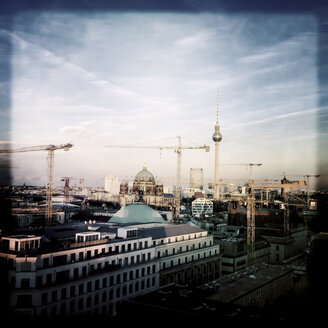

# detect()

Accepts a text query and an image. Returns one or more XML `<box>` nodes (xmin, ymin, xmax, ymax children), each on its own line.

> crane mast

<box><xmin>0</xmin><ymin>143</ymin><xmax>73</xmax><ymax>225</ymax></box>
<box><xmin>245</xmin><ymin>163</ymin><xmax>262</xmax><ymax>265</ymax></box>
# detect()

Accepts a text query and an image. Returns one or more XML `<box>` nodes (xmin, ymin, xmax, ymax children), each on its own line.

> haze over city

<box><xmin>2</xmin><ymin>10</ymin><xmax>321</xmax><ymax>187</ymax></box>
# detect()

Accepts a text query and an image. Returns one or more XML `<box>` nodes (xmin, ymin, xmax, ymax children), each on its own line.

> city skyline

<box><xmin>1</xmin><ymin>10</ymin><xmax>323</xmax><ymax>187</ymax></box>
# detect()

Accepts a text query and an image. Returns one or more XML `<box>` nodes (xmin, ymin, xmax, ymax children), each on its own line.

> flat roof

<box><xmin>202</xmin><ymin>264</ymin><xmax>293</xmax><ymax>303</ymax></box>
<box><xmin>4</xmin><ymin>235</ymin><xmax>40</xmax><ymax>240</ymax></box>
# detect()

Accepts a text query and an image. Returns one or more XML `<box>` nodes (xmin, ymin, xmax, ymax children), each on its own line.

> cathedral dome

<box><xmin>134</xmin><ymin>166</ymin><xmax>155</xmax><ymax>183</ymax></box>
<box><xmin>108</xmin><ymin>202</ymin><xmax>166</xmax><ymax>224</ymax></box>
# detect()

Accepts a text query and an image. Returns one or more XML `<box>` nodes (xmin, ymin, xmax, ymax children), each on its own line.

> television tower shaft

<box><xmin>212</xmin><ymin>93</ymin><xmax>222</xmax><ymax>199</ymax></box>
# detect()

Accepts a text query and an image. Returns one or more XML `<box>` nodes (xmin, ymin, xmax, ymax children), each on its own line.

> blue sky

<box><xmin>4</xmin><ymin>10</ymin><xmax>322</xmax><ymax>187</ymax></box>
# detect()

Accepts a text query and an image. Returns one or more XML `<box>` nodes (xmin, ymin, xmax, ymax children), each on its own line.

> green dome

<box><xmin>134</xmin><ymin>166</ymin><xmax>155</xmax><ymax>183</ymax></box>
<box><xmin>109</xmin><ymin>202</ymin><xmax>165</xmax><ymax>224</ymax></box>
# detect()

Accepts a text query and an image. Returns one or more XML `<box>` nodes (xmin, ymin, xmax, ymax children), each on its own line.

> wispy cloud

<box><xmin>225</xmin><ymin>107</ymin><xmax>320</xmax><ymax>130</ymax></box>
<box><xmin>239</xmin><ymin>51</ymin><xmax>278</xmax><ymax>63</ymax></box>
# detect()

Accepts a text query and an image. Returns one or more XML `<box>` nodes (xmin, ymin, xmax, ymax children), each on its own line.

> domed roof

<box><xmin>134</xmin><ymin>166</ymin><xmax>155</xmax><ymax>183</ymax></box>
<box><xmin>109</xmin><ymin>202</ymin><xmax>166</xmax><ymax>224</ymax></box>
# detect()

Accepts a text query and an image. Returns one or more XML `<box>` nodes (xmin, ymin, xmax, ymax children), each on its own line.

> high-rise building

<box><xmin>104</xmin><ymin>175</ymin><xmax>120</xmax><ymax>195</ymax></box>
<box><xmin>189</xmin><ymin>168</ymin><xmax>204</xmax><ymax>190</ymax></box>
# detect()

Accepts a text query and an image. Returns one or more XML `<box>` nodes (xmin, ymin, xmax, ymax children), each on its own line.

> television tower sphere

<box><xmin>212</xmin><ymin>125</ymin><xmax>222</xmax><ymax>142</ymax></box>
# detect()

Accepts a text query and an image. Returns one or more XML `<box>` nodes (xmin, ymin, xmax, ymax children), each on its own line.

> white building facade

<box><xmin>0</xmin><ymin>221</ymin><xmax>221</xmax><ymax>319</ymax></box>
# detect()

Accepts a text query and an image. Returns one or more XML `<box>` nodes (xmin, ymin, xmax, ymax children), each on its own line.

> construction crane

<box><xmin>280</xmin><ymin>174</ymin><xmax>320</xmax><ymax>206</ymax></box>
<box><xmin>105</xmin><ymin>136</ymin><xmax>210</xmax><ymax>220</ymax></box>
<box><xmin>61</xmin><ymin>177</ymin><xmax>86</xmax><ymax>203</ymax></box>
<box><xmin>221</xmin><ymin>163</ymin><xmax>262</xmax><ymax>264</ymax></box>
<box><xmin>0</xmin><ymin>143</ymin><xmax>73</xmax><ymax>225</ymax></box>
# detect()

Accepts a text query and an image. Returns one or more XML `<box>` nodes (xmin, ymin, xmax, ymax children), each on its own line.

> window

<box><xmin>60</xmin><ymin>303</ymin><xmax>66</xmax><ymax>315</ymax></box>
<box><xmin>74</xmin><ymin>268</ymin><xmax>79</xmax><ymax>279</ymax></box>
<box><xmin>78</xmin><ymin>298</ymin><xmax>84</xmax><ymax>310</ymax></box>
<box><xmin>79</xmin><ymin>284</ymin><xmax>84</xmax><ymax>295</ymax></box>
<box><xmin>17</xmin><ymin>294</ymin><xmax>32</xmax><ymax>307</ymax></box>
<box><xmin>61</xmin><ymin>288</ymin><xmax>67</xmax><ymax>299</ymax></box>
<box><xmin>102</xmin><ymin>277</ymin><xmax>107</xmax><ymax>288</ymax></box>
<box><xmin>43</xmin><ymin>258</ymin><xmax>49</xmax><ymax>268</ymax></box>
<box><xmin>87</xmin><ymin>296</ymin><xmax>91</xmax><ymax>307</ymax></box>
<box><xmin>94</xmin><ymin>294</ymin><xmax>99</xmax><ymax>305</ymax></box>
<box><xmin>36</xmin><ymin>276</ymin><xmax>42</xmax><ymax>287</ymax></box>
<box><xmin>41</xmin><ymin>292</ymin><xmax>48</xmax><ymax>306</ymax></box>
<box><xmin>70</xmin><ymin>300</ymin><xmax>75</xmax><ymax>313</ymax></box>
<box><xmin>70</xmin><ymin>286</ymin><xmax>76</xmax><ymax>297</ymax></box>
<box><xmin>51</xmin><ymin>290</ymin><xmax>57</xmax><ymax>302</ymax></box>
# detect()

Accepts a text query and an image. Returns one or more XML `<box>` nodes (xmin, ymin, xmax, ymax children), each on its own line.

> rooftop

<box><xmin>201</xmin><ymin>264</ymin><xmax>293</xmax><ymax>303</ymax></box>
<box><xmin>109</xmin><ymin>202</ymin><xmax>166</xmax><ymax>225</ymax></box>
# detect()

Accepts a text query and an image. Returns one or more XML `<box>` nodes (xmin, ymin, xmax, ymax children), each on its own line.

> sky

<box><xmin>1</xmin><ymin>8</ymin><xmax>324</xmax><ymax>188</ymax></box>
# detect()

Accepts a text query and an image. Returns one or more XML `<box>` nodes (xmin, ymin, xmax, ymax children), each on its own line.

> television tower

<box><xmin>212</xmin><ymin>92</ymin><xmax>222</xmax><ymax>199</ymax></box>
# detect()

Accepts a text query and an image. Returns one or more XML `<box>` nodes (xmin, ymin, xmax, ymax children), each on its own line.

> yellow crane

<box><xmin>221</xmin><ymin>163</ymin><xmax>262</xmax><ymax>264</ymax></box>
<box><xmin>105</xmin><ymin>136</ymin><xmax>210</xmax><ymax>220</ymax></box>
<box><xmin>0</xmin><ymin>143</ymin><xmax>73</xmax><ymax>224</ymax></box>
